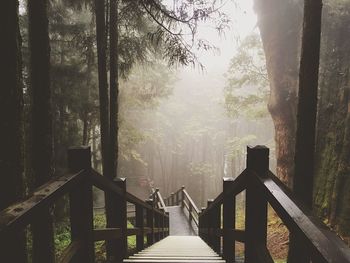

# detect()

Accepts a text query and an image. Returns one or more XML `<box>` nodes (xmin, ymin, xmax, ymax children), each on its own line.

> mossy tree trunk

<box><xmin>289</xmin><ymin>0</ymin><xmax>323</xmax><ymax>262</ymax></box>
<box><xmin>313</xmin><ymin>2</ymin><xmax>350</xmax><ymax>240</ymax></box>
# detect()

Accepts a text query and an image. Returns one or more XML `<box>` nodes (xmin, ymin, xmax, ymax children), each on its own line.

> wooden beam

<box><xmin>0</xmin><ymin>171</ymin><xmax>85</xmax><ymax>233</ymax></box>
<box><xmin>58</xmin><ymin>240</ymin><xmax>82</xmax><ymax>263</ymax></box>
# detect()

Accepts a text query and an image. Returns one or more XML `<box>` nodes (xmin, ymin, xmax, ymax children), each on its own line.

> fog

<box><xmin>120</xmin><ymin>0</ymin><xmax>276</xmax><ymax>207</ymax></box>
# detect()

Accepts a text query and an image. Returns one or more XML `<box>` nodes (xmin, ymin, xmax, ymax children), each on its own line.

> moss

<box><xmin>338</xmin><ymin>176</ymin><xmax>350</xmax><ymax>235</ymax></box>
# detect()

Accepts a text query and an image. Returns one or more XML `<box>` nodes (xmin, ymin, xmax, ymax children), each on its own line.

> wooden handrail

<box><xmin>0</xmin><ymin>146</ymin><xmax>169</xmax><ymax>263</ymax></box>
<box><xmin>151</xmin><ymin>188</ymin><xmax>167</xmax><ymax>212</ymax></box>
<box><xmin>92</xmin><ymin>169</ymin><xmax>167</xmax><ymax>216</ymax></box>
<box><xmin>0</xmin><ymin>170</ymin><xmax>85</xmax><ymax>233</ymax></box>
<box><xmin>198</xmin><ymin>146</ymin><xmax>350</xmax><ymax>263</ymax></box>
<box><xmin>165</xmin><ymin>186</ymin><xmax>200</xmax><ymax>227</ymax></box>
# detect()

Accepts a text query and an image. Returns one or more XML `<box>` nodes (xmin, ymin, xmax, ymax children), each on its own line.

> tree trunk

<box><xmin>293</xmin><ymin>0</ymin><xmax>323</xmax><ymax>212</ymax></box>
<box><xmin>0</xmin><ymin>1</ymin><xmax>27</xmax><ymax>262</ymax></box>
<box><xmin>289</xmin><ymin>0</ymin><xmax>323</xmax><ymax>262</ymax></box>
<box><xmin>103</xmin><ymin>0</ymin><xmax>121</xmax><ymax>260</ymax></box>
<box><xmin>94</xmin><ymin>0</ymin><xmax>110</xmax><ymax>170</ymax></box>
<box><xmin>28</xmin><ymin>0</ymin><xmax>54</xmax><ymax>262</ymax></box>
<box><xmin>253</xmin><ymin>0</ymin><xmax>302</xmax><ymax>187</ymax></box>
<box><xmin>109</xmin><ymin>0</ymin><xmax>118</xmax><ymax>180</ymax></box>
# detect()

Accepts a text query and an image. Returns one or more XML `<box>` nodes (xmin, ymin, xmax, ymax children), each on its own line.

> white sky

<box><xmin>163</xmin><ymin>0</ymin><xmax>259</xmax><ymax>99</ymax></box>
<box><xmin>194</xmin><ymin>0</ymin><xmax>258</xmax><ymax>72</ymax></box>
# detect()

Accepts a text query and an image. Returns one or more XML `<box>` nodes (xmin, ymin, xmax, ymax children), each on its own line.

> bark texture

<box><xmin>293</xmin><ymin>0</ymin><xmax>323</xmax><ymax>210</ymax></box>
<box><xmin>289</xmin><ymin>0</ymin><xmax>323</xmax><ymax>262</ymax></box>
<box><xmin>253</xmin><ymin>0</ymin><xmax>303</xmax><ymax>187</ymax></box>
<box><xmin>28</xmin><ymin>0</ymin><xmax>54</xmax><ymax>261</ymax></box>
<box><xmin>313</xmin><ymin>2</ymin><xmax>350</xmax><ymax>240</ymax></box>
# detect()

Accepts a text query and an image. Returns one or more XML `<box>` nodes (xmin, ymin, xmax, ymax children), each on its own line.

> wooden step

<box><xmin>123</xmin><ymin>236</ymin><xmax>226</xmax><ymax>263</ymax></box>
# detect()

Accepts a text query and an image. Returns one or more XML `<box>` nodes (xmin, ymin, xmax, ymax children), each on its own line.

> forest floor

<box><xmin>235</xmin><ymin>205</ymin><xmax>289</xmax><ymax>263</ymax></box>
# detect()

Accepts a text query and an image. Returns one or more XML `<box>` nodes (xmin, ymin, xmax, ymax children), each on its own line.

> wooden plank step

<box><xmin>123</xmin><ymin>236</ymin><xmax>226</xmax><ymax>263</ymax></box>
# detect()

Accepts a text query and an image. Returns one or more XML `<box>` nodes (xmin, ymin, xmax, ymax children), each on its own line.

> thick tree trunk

<box><xmin>254</xmin><ymin>0</ymin><xmax>302</xmax><ymax>187</ymax></box>
<box><xmin>294</xmin><ymin>0</ymin><xmax>323</xmax><ymax>210</ymax></box>
<box><xmin>289</xmin><ymin>0</ymin><xmax>323</xmax><ymax>262</ymax></box>
<box><xmin>28</xmin><ymin>0</ymin><xmax>54</xmax><ymax>262</ymax></box>
<box><xmin>0</xmin><ymin>1</ymin><xmax>27</xmax><ymax>262</ymax></box>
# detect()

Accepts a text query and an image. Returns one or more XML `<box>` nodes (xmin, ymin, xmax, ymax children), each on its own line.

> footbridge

<box><xmin>1</xmin><ymin>146</ymin><xmax>350</xmax><ymax>263</ymax></box>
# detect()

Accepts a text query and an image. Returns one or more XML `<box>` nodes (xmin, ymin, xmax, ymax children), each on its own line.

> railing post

<box><xmin>223</xmin><ymin>177</ymin><xmax>235</xmax><ymax>263</ymax></box>
<box><xmin>189</xmin><ymin>202</ymin><xmax>193</xmax><ymax>222</ymax></box>
<box><xmin>207</xmin><ymin>200</ymin><xmax>214</xmax><ymax>249</ymax></box>
<box><xmin>146</xmin><ymin>200</ymin><xmax>154</xmax><ymax>246</ymax></box>
<box><xmin>155</xmin><ymin>188</ymin><xmax>160</xmax><ymax>208</ymax></box>
<box><xmin>245</xmin><ymin>146</ymin><xmax>269</xmax><ymax>263</ymax></box>
<box><xmin>68</xmin><ymin>146</ymin><xmax>94</xmax><ymax>263</ymax></box>
<box><xmin>155</xmin><ymin>211</ymin><xmax>160</xmax><ymax>242</ymax></box>
<box><xmin>171</xmin><ymin>192</ymin><xmax>175</xmax><ymax>206</ymax></box>
<box><xmin>114</xmin><ymin>178</ymin><xmax>127</xmax><ymax>263</ymax></box>
<box><xmin>161</xmin><ymin>210</ymin><xmax>165</xmax><ymax>239</ymax></box>
<box><xmin>165</xmin><ymin>211</ymin><xmax>170</xmax><ymax>236</ymax></box>
<box><xmin>181</xmin><ymin>186</ymin><xmax>185</xmax><ymax>208</ymax></box>
<box><xmin>136</xmin><ymin>205</ymin><xmax>144</xmax><ymax>251</ymax></box>
<box><xmin>201</xmin><ymin>207</ymin><xmax>208</xmax><ymax>244</ymax></box>
<box><xmin>212</xmin><ymin>203</ymin><xmax>221</xmax><ymax>254</ymax></box>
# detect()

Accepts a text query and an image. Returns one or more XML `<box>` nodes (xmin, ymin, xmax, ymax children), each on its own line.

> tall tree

<box><xmin>294</xmin><ymin>0</ymin><xmax>323</xmax><ymax>210</ymax></box>
<box><xmin>289</xmin><ymin>0</ymin><xmax>323</xmax><ymax>262</ymax></box>
<box><xmin>28</xmin><ymin>0</ymin><xmax>54</xmax><ymax>262</ymax></box>
<box><xmin>110</xmin><ymin>0</ymin><xmax>118</xmax><ymax>179</ymax></box>
<box><xmin>253</xmin><ymin>0</ymin><xmax>302</xmax><ymax>187</ymax></box>
<box><xmin>94</xmin><ymin>0</ymin><xmax>110</xmax><ymax>177</ymax></box>
<box><xmin>0</xmin><ymin>1</ymin><xmax>27</xmax><ymax>262</ymax></box>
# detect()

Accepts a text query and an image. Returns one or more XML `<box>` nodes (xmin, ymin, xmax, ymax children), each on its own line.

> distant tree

<box><xmin>224</xmin><ymin>33</ymin><xmax>269</xmax><ymax>119</ymax></box>
<box><xmin>0</xmin><ymin>1</ymin><xmax>27</xmax><ymax>262</ymax></box>
<box><xmin>27</xmin><ymin>0</ymin><xmax>54</xmax><ymax>261</ymax></box>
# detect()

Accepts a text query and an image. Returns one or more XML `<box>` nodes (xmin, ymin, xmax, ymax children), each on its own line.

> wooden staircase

<box><xmin>123</xmin><ymin>236</ymin><xmax>225</xmax><ymax>263</ymax></box>
<box><xmin>2</xmin><ymin>146</ymin><xmax>350</xmax><ymax>263</ymax></box>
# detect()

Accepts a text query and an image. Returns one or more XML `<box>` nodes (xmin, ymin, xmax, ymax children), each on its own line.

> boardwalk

<box><xmin>124</xmin><ymin>236</ymin><xmax>225</xmax><ymax>263</ymax></box>
<box><xmin>167</xmin><ymin>206</ymin><xmax>197</xmax><ymax>236</ymax></box>
<box><xmin>123</xmin><ymin>205</ymin><xmax>224</xmax><ymax>263</ymax></box>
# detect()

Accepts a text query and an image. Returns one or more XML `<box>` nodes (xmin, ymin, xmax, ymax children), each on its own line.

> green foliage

<box><xmin>189</xmin><ymin>162</ymin><xmax>214</xmax><ymax>178</ymax></box>
<box><xmin>224</xmin><ymin>33</ymin><xmax>269</xmax><ymax>119</ymax></box>
<box><xmin>54</xmin><ymin>220</ymin><xmax>72</xmax><ymax>260</ymax></box>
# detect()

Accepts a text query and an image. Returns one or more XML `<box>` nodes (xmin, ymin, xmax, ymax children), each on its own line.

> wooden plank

<box><xmin>68</xmin><ymin>147</ymin><xmax>94</xmax><ymax>263</ymax></box>
<box><xmin>223</xmin><ymin>177</ymin><xmax>236</xmax><ymax>262</ymax></box>
<box><xmin>146</xmin><ymin>200</ymin><xmax>154</xmax><ymax>246</ymax></box>
<box><xmin>183</xmin><ymin>189</ymin><xmax>200</xmax><ymax>214</ymax></box>
<box><xmin>58</xmin><ymin>240</ymin><xmax>82</xmax><ymax>263</ymax></box>
<box><xmin>91</xmin><ymin>169</ymin><xmax>124</xmax><ymax>196</ymax></box>
<box><xmin>94</xmin><ymin>228</ymin><xmax>121</xmax><ymax>241</ymax></box>
<box><xmin>255</xmin><ymin>172</ymin><xmax>350</xmax><ymax>263</ymax></box>
<box><xmin>115</xmin><ymin>178</ymin><xmax>127</xmax><ymax>262</ymax></box>
<box><xmin>136</xmin><ymin>205</ymin><xmax>144</xmax><ymax>251</ymax></box>
<box><xmin>245</xmin><ymin>146</ymin><xmax>269</xmax><ymax>263</ymax></box>
<box><xmin>0</xmin><ymin>171</ymin><xmax>85</xmax><ymax>233</ymax></box>
<box><xmin>124</xmin><ymin>236</ymin><xmax>226</xmax><ymax>263</ymax></box>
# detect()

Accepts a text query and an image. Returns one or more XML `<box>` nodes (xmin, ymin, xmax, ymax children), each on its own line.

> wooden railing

<box><xmin>0</xmin><ymin>146</ymin><xmax>169</xmax><ymax>263</ymax></box>
<box><xmin>151</xmin><ymin>188</ymin><xmax>168</xmax><ymax>213</ymax></box>
<box><xmin>165</xmin><ymin>185</ymin><xmax>200</xmax><ymax>227</ymax></box>
<box><xmin>199</xmin><ymin>146</ymin><xmax>350</xmax><ymax>263</ymax></box>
